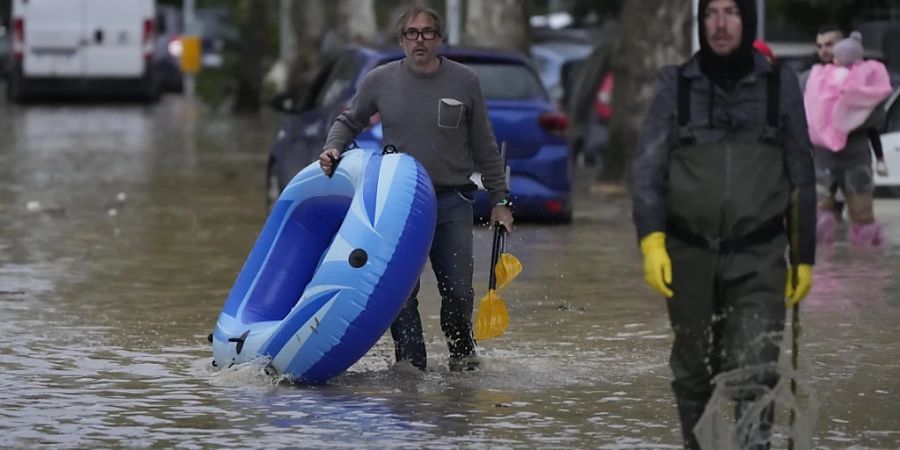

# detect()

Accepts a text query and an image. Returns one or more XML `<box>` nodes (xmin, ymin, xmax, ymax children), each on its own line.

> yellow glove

<box><xmin>785</xmin><ymin>264</ymin><xmax>813</xmax><ymax>307</ymax></box>
<box><xmin>640</xmin><ymin>232</ymin><xmax>673</xmax><ymax>298</ymax></box>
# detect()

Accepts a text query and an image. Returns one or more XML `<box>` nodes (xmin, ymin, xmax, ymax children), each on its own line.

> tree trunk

<box><xmin>287</xmin><ymin>0</ymin><xmax>326</xmax><ymax>98</ymax></box>
<box><xmin>598</xmin><ymin>0</ymin><xmax>692</xmax><ymax>185</ymax></box>
<box><xmin>335</xmin><ymin>0</ymin><xmax>378</xmax><ymax>45</ymax></box>
<box><xmin>233</xmin><ymin>0</ymin><xmax>270</xmax><ymax>113</ymax></box>
<box><xmin>463</xmin><ymin>0</ymin><xmax>529</xmax><ymax>54</ymax></box>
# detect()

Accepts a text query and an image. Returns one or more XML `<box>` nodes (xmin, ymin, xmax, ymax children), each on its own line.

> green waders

<box><xmin>664</xmin><ymin>140</ymin><xmax>790</xmax><ymax>450</ymax></box>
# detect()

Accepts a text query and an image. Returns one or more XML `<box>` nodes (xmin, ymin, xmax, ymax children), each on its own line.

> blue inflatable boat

<box><xmin>212</xmin><ymin>149</ymin><xmax>436</xmax><ymax>384</ymax></box>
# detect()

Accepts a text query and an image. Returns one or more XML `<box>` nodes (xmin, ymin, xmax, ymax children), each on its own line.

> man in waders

<box><xmin>631</xmin><ymin>0</ymin><xmax>816</xmax><ymax>448</ymax></box>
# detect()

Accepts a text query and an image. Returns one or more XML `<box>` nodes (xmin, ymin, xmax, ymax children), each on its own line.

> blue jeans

<box><xmin>390</xmin><ymin>191</ymin><xmax>476</xmax><ymax>370</ymax></box>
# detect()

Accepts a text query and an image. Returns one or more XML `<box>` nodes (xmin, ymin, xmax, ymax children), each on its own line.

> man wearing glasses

<box><xmin>319</xmin><ymin>6</ymin><xmax>513</xmax><ymax>372</ymax></box>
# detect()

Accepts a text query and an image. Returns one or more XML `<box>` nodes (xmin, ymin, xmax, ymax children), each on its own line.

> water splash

<box><xmin>207</xmin><ymin>356</ymin><xmax>285</xmax><ymax>389</ymax></box>
<box><xmin>695</xmin><ymin>364</ymin><xmax>821</xmax><ymax>450</ymax></box>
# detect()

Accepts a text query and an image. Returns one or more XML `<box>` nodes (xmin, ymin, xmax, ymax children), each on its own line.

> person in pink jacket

<box><xmin>804</xmin><ymin>31</ymin><xmax>892</xmax><ymax>246</ymax></box>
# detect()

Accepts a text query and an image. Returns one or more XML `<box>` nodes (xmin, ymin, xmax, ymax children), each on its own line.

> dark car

<box><xmin>529</xmin><ymin>30</ymin><xmax>614</xmax><ymax>170</ymax></box>
<box><xmin>268</xmin><ymin>45</ymin><xmax>573</xmax><ymax>223</ymax></box>
<box><xmin>530</xmin><ymin>41</ymin><xmax>592</xmax><ymax>107</ymax></box>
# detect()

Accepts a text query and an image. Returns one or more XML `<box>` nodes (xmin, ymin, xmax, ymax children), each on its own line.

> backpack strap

<box><xmin>676</xmin><ymin>65</ymin><xmax>697</xmax><ymax>145</ymax></box>
<box><xmin>760</xmin><ymin>62</ymin><xmax>781</xmax><ymax>144</ymax></box>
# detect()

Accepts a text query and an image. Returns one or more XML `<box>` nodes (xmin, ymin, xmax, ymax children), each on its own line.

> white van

<box><xmin>7</xmin><ymin>0</ymin><xmax>159</xmax><ymax>102</ymax></box>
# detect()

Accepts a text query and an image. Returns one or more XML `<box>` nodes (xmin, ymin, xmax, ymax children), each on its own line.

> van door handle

<box><xmin>94</xmin><ymin>29</ymin><xmax>104</xmax><ymax>44</ymax></box>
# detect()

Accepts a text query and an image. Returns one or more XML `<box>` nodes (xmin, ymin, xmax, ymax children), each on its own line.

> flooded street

<box><xmin>1</xmin><ymin>94</ymin><xmax>899</xmax><ymax>449</ymax></box>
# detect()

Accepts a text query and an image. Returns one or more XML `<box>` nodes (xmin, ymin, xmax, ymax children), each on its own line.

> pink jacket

<box><xmin>804</xmin><ymin>60</ymin><xmax>892</xmax><ymax>151</ymax></box>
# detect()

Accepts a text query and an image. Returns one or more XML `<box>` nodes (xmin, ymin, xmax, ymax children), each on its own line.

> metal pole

<box><xmin>279</xmin><ymin>0</ymin><xmax>294</xmax><ymax>63</ymax></box>
<box><xmin>447</xmin><ymin>0</ymin><xmax>461</xmax><ymax>46</ymax></box>
<box><xmin>279</xmin><ymin>0</ymin><xmax>297</xmax><ymax>93</ymax></box>
<box><xmin>788</xmin><ymin>304</ymin><xmax>800</xmax><ymax>450</ymax></box>
<box><xmin>757</xmin><ymin>0</ymin><xmax>765</xmax><ymax>40</ymax></box>
<box><xmin>183</xmin><ymin>0</ymin><xmax>196</xmax><ymax>101</ymax></box>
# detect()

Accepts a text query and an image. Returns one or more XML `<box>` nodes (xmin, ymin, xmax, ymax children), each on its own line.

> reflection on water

<box><xmin>1</xmin><ymin>96</ymin><xmax>899</xmax><ymax>448</ymax></box>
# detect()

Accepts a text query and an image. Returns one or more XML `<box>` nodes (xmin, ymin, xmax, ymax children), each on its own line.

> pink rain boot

<box><xmin>816</xmin><ymin>210</ymin><xmax>837</xmax><ymax>244</ymax></box>
<box><xmin>849</xmin><ymin>222</ymin><xmax>885</xmax><ymax>247</ymax></box>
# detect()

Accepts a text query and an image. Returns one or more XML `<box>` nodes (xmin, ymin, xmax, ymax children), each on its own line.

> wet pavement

<box><xmin>1</xmin><ymin>94</ymin><xmax>899</xmax><ymax>449</ymax></box>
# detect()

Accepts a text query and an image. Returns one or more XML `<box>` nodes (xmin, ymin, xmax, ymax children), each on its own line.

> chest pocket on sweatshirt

<box><xmin>438</xmin><ymin>98</ymin><xmax>464</xmax><ymax>128</ymax></box>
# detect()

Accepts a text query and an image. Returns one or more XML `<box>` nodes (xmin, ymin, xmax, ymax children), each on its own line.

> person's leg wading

<box><xmin>815</xmin><ymin>187</ymin><xmax>838</xmax><ymax>244</ymax></box>
<box><xmin>432</xmin><ymin>191</ymin><xmax>477</xmax><ymax>371</ymax></box>
<box><xmin>814</xmin><ymin>165</ymin><xmax>839</xmax><ymax>244</ymax></box>
<box><xmin>844</xmin><ymin>165</ymin><xmax>884</xmax><ymax>247</ymax></box>
<box><xmin>666</xmin><ymin>238</ymin><xmax>719</xmax><ymax>449</ymax></box>
<box><xmin>390</xmin><ymin>282</ymin><xmax>427</xmax><ymax>370</ymax></box>
<box><xmin>718</xmin><ymin>237</ymin><xmax>788</xmax><ymax>450</ymax></box>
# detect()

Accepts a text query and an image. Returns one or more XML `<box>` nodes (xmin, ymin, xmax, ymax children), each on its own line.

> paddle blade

<box><xmin>474</xmin><ymin>290</ymin><xmax>509</xmax><ymax>341</ymax></box>
<box><xmin>495</xmin><ymin>253</ymin><xmax>522</xmax><ymax>290</ymax></box>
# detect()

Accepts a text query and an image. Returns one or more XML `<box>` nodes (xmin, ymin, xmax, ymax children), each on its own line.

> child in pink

<box><xmin>804</xmin><ymin>31</ymin><xmax>892</xmax><ymax>153</ymax></box>
<box><xmin>805</xmin><ymin>31</ymin><xmax>891</xmax><ymax>246</ymax></box>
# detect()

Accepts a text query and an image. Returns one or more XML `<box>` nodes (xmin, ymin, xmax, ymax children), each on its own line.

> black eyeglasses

<box><xmin>402</xmin><ymin>28</ymin><xmax>440</xmax><ymax>41</ymax></box>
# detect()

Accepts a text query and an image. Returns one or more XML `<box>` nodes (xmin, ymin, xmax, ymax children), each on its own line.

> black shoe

<box><xmin>396</xmin><ymin>356</ymin><xmax>426</xmax><ymax>372</ymax></box>
<box><xmin>448</xmin><ymin>355</ymin><xmax>480</xmax><ymax>372</ymax></box>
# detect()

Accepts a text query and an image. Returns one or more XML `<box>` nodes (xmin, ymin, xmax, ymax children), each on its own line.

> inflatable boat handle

<box><xmin>228</xmin><ymin>330</ymin><xmax>251</xmax><ymax>354</ymax></box>
<box><xmin>327</xmin><ymin>154</ymin><xmax>342</xmax><ymax>178</ymax></box>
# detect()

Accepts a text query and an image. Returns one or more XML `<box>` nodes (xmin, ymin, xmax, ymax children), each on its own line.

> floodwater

<box><xmin>1</xmin><ymin>95</ymin><xmax>899</xmax><ymax>449</ymax></box>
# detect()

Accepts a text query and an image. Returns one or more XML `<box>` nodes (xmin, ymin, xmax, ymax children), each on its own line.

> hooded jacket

<box><xmin>630</xmin><ymin>1</ymin><xmax>817</xmax><ymax>264</ymax></box>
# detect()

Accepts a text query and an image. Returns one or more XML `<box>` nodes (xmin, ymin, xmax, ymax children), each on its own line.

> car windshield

<box><xmin>460</xmin><ymin>61</ymin><xmax>548</xmax><ymax>101</ymax></box>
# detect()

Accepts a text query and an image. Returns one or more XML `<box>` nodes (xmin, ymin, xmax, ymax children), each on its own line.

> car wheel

<box><xmin>7</xmin><ymin>66</ymin><xmax>26</xmax><ymax>102</ymax></box>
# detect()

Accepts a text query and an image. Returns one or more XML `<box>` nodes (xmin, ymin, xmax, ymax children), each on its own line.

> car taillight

<box><xmin>595</xmin><ymin>72</ymin><xmax>614</xmax><ymax>122</ymax></box>
<box><xmin>538</xmin><ymin>112</ymin><xmax>569</xmax><ymax>136</ymax></box>
<box><xmin>142</xmin><ymin>18</ymin><xmax>154</xmax><ymax>59</ymax></box>
<box><xmin>544</xmin><ymin>199</ymin><xmax>564</xmax><ymax>213</ymax></box>
<box><xmin>12</xmin><ymin>18</ymin><xmax>24</xmax><ymax>59</ymax></box>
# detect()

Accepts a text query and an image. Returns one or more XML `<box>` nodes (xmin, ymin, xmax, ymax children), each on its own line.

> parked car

<box><xmin>528</xmin><ymin>26</ymin><xmax>618</xmax><ymax>170</ymax></box>
<box><xmin>877</xmin><ymin>87</ymin><xmax>900</xmax><ymax>196</ymax></box>
<box><xmin>581</xmin><ymin>70</ymin><xmax>613</xmax><ymax>167</ymax></box>
<box><xmin>530</xmin><ymin>41</ymin><xmax>592</xmax><ymax>108</ymax></box>
<box><xmin>153</xmin><ymin>5</ymin><xmax>240</xmax><ymax>92</ymax></box>
<box><xmin>7</xmin><ymin>0</ymin><xmax>160</xmax><ymax>102</ymax></box>
<box><xmin>268</xmin><ymin>45</ymin><xmax>573</xmax><ymax>223</ymax></box>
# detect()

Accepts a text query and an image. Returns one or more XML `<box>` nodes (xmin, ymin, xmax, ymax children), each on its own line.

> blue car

<box><xmin>268</xmin><ymin>45</ymin><xmax>573</xmax><ymax>223</ymax></box>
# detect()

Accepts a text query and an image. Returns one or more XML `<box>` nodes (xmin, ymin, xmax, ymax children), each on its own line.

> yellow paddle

<box><xmin>474</xmin><ymin>225</ymin><xmax>521</xmax><ymax>341</ymax></box>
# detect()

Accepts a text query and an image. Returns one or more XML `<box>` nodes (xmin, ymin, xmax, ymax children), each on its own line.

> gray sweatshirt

<box><xmin>324</xmin><ymin>57</ymin><xmax>508</xmax><ymax>204</ymax></box>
